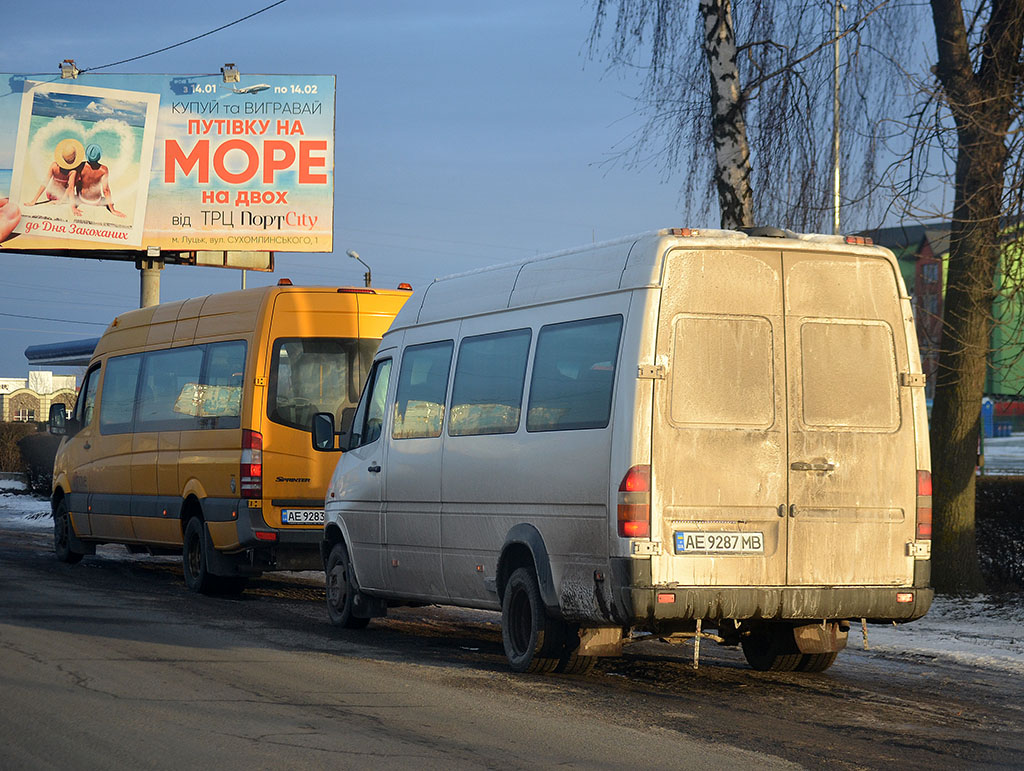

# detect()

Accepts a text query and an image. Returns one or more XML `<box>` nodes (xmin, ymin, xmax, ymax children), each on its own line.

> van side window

<box><xmin>136</xmin><ymin>347</ymin><xmax>205</xmax><ymax>432</ymax></box>
<box><xmin>75</xmin><ymin>366</ymin><xmax>101</xmax><ymax>428</ymax></box>
<box><xmin>350</xmin><ymin>358</ymin><xmax>392</xmax><ymax>448</ymax></box>
<box><xmin>449</xmin><ymin>329</ymin><xmax>531</xmax><ymax>437</ymax></box>
<box><xmin>527</xmin><ymin>315</ymin><xmax>623</xmax><ymax>432</ymax></box>
<box><xmin>99</xmin><ymin>354</ymin><xmax>143</xmax><ymax>434</ymax></box>
<box><xmin>197</xmin><ymin>340</ymin><xmax>247</xmax><ymax>429</ymax></box>
<box><xmin>392</xmin><ymin>341</ymin><xmax>454</xmax><ymax>439</ymax></box>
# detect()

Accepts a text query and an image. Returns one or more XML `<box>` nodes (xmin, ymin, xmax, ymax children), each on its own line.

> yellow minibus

<box><xmin>49</xmin><ymin>281</ymin><xmax>410</xmax><ymax>594</ymax></box>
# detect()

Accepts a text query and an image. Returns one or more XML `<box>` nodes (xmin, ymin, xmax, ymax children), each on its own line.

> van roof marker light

<box><xmin>277</xmin><ymin>278</ymin><xmax>293</xmax><ymax>286</ymax></box>
<box><xmin>845</xmin><ymin>235</ymin><xmax>873</xmax><ymax>245</ymax></box>
<box><xmin>667</xmin><ymin>228</ymin><xmax>698</xmax><ymax>237</ymax></box>
<box><xmin>397</xmin><ymin>283</ymin><xmax>413</xmax><ymax>291</ymax></box>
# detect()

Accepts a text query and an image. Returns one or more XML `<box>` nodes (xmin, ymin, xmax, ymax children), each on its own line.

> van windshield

<box><xmin>268</xmin><ymin>337</ymin><xmax>380</xmax><ymax>432</ymax></box>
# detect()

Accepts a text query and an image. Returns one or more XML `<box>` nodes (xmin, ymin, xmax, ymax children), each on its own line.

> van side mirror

<box><xmin>311</xmin><ymin>411</ymin><xmax>338</xmax><ymax>452</ymax></box>
<box><xmin>49</xmin><ymin>403</ymin><xmax>67</xmax><ymax>436</ymax></box>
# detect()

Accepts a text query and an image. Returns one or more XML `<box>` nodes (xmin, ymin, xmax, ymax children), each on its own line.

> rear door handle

<box><xmin>368</xmin><ymin>464</ymin><xmax>381</xmax><ymax>473</ymax></box>
<box><xmin>83</xmin><ymin>442</ymin><xmax>91</xmax><ymax>450</ymax></box>
<box><xmin>791</xmin><ymin>461</ymin><xmax>834</xmax><ymax>472</ymax></box>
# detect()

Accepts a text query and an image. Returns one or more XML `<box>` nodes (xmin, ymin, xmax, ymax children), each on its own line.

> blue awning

<box><xmin>25</xmin><ymin>338</ymin><xmax>100</xmax><ymax>367</ymax></box>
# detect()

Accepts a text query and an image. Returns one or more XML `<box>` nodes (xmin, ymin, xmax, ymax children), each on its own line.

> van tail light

<box><xmin>241</xmin><ymin>430</ymin><xmax>263</xmax><ymax>499</ymax></box>
<box><xmin>916</xmin><ymin>470</ymin><xmax>932</xmax><ymax>540</ymax></box>
<box><xmin>618</xmin><ymin>465</ymin><xmax>651</xmax><ymax>538</ymax></box>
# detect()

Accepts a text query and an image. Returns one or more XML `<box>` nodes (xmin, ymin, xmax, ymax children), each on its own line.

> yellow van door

<box><xmin>651</xmin><ymin>248</ymin><xmax>788</xmax><ymax>587</ymax></box>
<box><xmin>90</xmin><ymin>353</ymin><xmax>142</xmax><ymax>541</ymax></box>
<box><xmin>783</xmin><ymin>251</ymin><xmax>916</xmax><ymax>586</ymax></box>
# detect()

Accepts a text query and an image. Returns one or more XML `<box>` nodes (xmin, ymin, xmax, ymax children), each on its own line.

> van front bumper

<box><xmin>611</xmin><ymin>558</ymin><xmax>934</xmax><ymax>629</ymax></box>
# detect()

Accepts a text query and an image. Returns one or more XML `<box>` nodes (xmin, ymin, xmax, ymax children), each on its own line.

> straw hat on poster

<box><xmin>54</xmin><ymin>138</ymin><xmax>85</xmax><ymax>170</ymax></box>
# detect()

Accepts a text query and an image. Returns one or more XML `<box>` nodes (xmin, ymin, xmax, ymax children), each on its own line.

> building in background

<box><xmin>0</xmin><ymin>371</ymin><xmax>77</xmax><ymax>423</ymax></box>
<box><xmin>863</xmin><ymin>224</ymin><xmax>948</xmax><ymax>402</ymax></box>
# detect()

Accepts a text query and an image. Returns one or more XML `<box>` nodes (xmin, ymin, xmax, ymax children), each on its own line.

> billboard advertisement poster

<box><xmin>0</xmin><ymin>73</ymin><xmax>334</xmax><ymax>253</ymax></box>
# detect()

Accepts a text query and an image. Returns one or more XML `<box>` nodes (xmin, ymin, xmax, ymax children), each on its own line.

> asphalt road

<box><xmin>1</xmin><ymin>525</ymin><xmax>1020</xmax><ymax>770</ymax></box>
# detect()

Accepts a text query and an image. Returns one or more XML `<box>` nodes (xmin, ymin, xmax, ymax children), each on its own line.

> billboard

<box><xmin>0</xmin><ymin>73</ymin><xmax>334</xmax><ymax>253</ymax></box>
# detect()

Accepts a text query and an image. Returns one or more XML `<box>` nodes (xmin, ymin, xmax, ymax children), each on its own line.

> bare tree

<box><xmin>588</xmin><ymin>0</ymin><xmax>903</xmax><ymax>231</ymax></box>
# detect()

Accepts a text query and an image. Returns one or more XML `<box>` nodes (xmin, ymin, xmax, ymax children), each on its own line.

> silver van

<box><xmin>312</xmin><ymin>227</ymin><xmax>933</xmax><ymax>674</ymax></box>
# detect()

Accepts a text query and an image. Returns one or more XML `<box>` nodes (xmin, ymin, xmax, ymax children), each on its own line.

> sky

<box><xmin>0</xmin><ymin>0</ymin><xmax>836</xmax><ymax>380</ymax></box>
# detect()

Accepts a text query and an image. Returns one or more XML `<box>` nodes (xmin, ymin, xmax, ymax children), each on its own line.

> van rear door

<box><xmin>783</xmin><ymin>250</ymin><xmax>916</xmax><ymax>586</ymax></box>
<box><xmin>650</xmin><ymin>245</ymin><xmax>916</xmax><ymax>589</ymax></box>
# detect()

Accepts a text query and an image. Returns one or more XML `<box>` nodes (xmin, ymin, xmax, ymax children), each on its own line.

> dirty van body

<box><xmin>316</xmin><ymin>228</ymin><xmax>932</xmax><ymax>673</ymax></box>
<box><xmin>50</xmin><ymin>284</ymin><xmax>410</xmax><ymax>594</ymax></box>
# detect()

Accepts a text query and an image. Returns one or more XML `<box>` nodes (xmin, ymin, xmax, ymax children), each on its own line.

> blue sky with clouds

<box><xmin>0</xmin><ymin>1</ymin><xmax>689</xmax><ymax>377</ymax></box>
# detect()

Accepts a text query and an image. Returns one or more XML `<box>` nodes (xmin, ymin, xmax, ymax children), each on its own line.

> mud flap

<box><xmin>578</xmin><ymin>627</ymin><xmax>624</xmax><ymax>657</ymax></box>
<box><xmin>793</xmin><ymin>621</ymin><xmax>850</xmax><ymax>654</ymax></box>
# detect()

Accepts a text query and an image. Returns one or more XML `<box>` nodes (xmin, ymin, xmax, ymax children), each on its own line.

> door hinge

<box><xmin>637</xmin><ymin>365</ymin><xmax>665</xmax><ymax>380</ymax></box>
<box><xmin>253</xmin><ymin>376</ymin><xmax>267</xmax><ymax>386</ymax></box>
<box><xmin>631</xmin><ymin>540</ymin><xmax>661</xmax><ymax>556</ymax></box>
<box><xmin>899</xmin><ymin>372</ymin><xmax>926</xmax><ymax>388</ymax></box>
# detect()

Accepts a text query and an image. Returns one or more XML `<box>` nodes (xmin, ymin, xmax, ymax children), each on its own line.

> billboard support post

<box><xmin>136</xmin><ymin>256</ymin><xmax>163</xmax><ymax>307</ymax></box>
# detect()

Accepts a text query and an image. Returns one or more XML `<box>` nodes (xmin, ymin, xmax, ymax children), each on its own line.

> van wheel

<box><xmin>326</xmin><ymin>542</ymin><xmax>370</xmax><ymax>629</ymax></box>
<box><xmin>796</xmin><ymin>652</ymin><xmax>839</xmax><ymax>672</ymax></box>
<box><xmin>501</xmin><ymin>567</ymin><xmax>563</xmax><ymax>674</ymax></box>
<box><xmin>740</xmin><ymin>624</ymin><xmax>803</xmax><ymax>672</ymax></box>
<box><xmin>183</xmin><ymin>517</ymin><xmax>218</xmax><ymax>594</ymax></box>
<box><xmin>53</xmin><ymin>499</ymin><xmax>83</xmax><ymax>564</ymax></box>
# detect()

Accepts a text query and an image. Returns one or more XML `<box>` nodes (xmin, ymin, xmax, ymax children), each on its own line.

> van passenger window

<box><xmin>196</xmin><ymin>340</ymin><xmax>247</xmax><ymax>429</ymax></box>
<box><xmin>75</xmin><ymin>366</ymin><xmax>100</xmax><ymax>428</ymax></box>
<box><xmin>392</xmin><ymin>341</ymin><xmax>454</xmax><ymax>439</ymax></box>
<box><xmin>449</xmin><ymin>329</ymin><xmax>531</xmax><ymax>436</ymax></box>
<box><xmin>268</xmin><ymin>337</ymin><xmax>379</xmax><ymax>432</ymax></box>
<box><xmin>99</xmin><ymin>354</ymin><xmax>143</xmax><ymax>434</ymax></box>
<box><xmin>350</xmin><ymin>358</ymin><xmax>392</xmax><ymax>448</ymax></box>
<box><xmin>527</xmin><ymin>316</ymin><xmax>622</xmax><ymax>432</ymax></box>
<box><xmin>136</xmin><ymin>347</ymin><xmax>205</xmax><ymax>432</ymax></box>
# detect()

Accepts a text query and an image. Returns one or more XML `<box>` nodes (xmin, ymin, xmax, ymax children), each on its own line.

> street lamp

<box><xmin>347</xmin><ymin>249</ymin><xmax>371</xmax><ymax>287</ymax></box>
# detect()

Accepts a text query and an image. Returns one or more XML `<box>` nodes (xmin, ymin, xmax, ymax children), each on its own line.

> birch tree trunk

<box><xmin>701</xmin><ymin>0</ymin><xmax>754</xmax><ymax>229</ymax></box>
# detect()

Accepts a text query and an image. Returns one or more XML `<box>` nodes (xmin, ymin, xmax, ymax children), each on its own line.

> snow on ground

<box><xmin>980</xmin><ymin>433</ymin><xmax>1024</xmax><ymax>474</ymax></box>
<box><xmin>1</xmin><ymin>482</ymin><xmax>1021</xmax><ymax>674</ymax></box>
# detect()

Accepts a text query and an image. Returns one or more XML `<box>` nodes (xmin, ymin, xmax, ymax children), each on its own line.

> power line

<box><xmin>0</xmin><ymin>311</ymin><xmax>108</xmax><ymax>327</ymax></box>
<box><xmin>81</xmin><ymin>0</ymin><xmax>290</xmax><ymax>73</ymax></box>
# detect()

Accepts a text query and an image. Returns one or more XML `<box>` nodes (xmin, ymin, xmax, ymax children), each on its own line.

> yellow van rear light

<box><xmin>254</xmin><ymin>531</ymin><xmax>278</xmax><ymax>542</ymax></box>
<box><xmin>338</xmin><ymin>287</ymin><xmax>376</xmax><ymax>294</ymax></box>
<box><xmin>240</xmin><ymin>430</ymin><xmax>263</xmax><ymax>499</ymax></box>
<box><xmin>618</xmin><ymin>465</ymin><xmax>651</xmax><ymax>538</ymax></box>
<box><xmin>916</xmin><ymin>470</ymin><xmax>932</xmax><ymax>540</ymax></box>
<box><xmin>896</xmin><ymin>592</ymin><xmax>914</xmax><ymax>603</ymax></box>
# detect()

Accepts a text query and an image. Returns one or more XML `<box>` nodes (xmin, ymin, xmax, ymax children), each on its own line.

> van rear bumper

<box><xmin>609</xmin><ymin>557</ymin><xmax>934</xmax><ymax>627</ymax></box>
<box><xmin>623</xmin><ymin>584</ymin><xmax>933</xmax><ymax>628</ymax></box>
<box><xmin>207</xmin><ymin>502</ymin><xmax>322</xmax><ymax>572</ymax></box>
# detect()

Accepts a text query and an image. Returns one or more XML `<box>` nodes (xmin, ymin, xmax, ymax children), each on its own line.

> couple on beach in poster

<box><xmin>23</xmin><ymin>137</ymin><xmax>124</xmax><ymax>218</ymax></box>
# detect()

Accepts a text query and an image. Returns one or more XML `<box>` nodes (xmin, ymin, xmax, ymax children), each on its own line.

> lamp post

<box><xmin>347</xmin><ymin>249</ymin><xmax>371</xmax><ymax>287</ymax></box>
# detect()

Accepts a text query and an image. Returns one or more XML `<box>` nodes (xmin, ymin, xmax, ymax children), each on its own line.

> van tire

<box><xmin>325</xmin><ymin>542</ymin><xmax>370</xmax><ymax>629</ymax></box>
<box><xmin>501</xmin><ymin>567</ymin><xmax>563</xmax><ymax>674</ymax></box>
<box><xmin>796</xmin><ymin>652</ymin><xmax>839</xmax><ymax>672</ymax></box>
<box><xmin>740</xmin><ymin>624</ymin><xmax>803</xmax><ymax>672</ymax></box>
<box><xmin>183</xmin><ymin>516</ymin><xmax>218</xmax><ymax>594</ymax></box>
<box><xmin>53</xmin><ymin>499</ymin><xmax>83</xmax><ymax>564</ymax></box>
